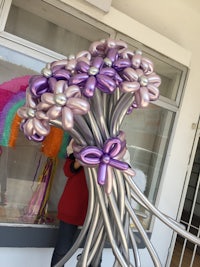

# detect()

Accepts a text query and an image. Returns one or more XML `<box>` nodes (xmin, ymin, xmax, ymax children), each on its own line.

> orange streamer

<box><xmin>41</xmin><ymin>126</ymin><xmax>64</xmax><ymax>158</ymax></box>
<box><xmin>8</xmin><ymin>113</ymin><xmax>22</xmax><ymax>147</ymax></box>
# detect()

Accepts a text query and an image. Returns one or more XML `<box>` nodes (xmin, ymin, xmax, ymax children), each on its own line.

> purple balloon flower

<box><xmin>29</xmin><ymin>62</ymin><xmax>71</xmax><ymax>98</ymax></box>
<box><xmin>69</xmin><ymin>56</ymin><xmax>119</xmax><ymax>97</ymax></box>
<box><xmin>76</xmin><ymin>137</ymin><xmax>133</xmax><ymax>185</ymax></box>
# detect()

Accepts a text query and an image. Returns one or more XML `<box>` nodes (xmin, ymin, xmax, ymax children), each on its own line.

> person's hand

<box><xmin>74</xmin><ymin>159</ymin><xmax>81</xmax><ymax>169</ymax></box>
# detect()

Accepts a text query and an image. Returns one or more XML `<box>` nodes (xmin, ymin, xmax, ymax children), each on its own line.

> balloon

<box><xmin>17</xmin><ymin>106</ymin><xmax>30</xmax><ymax>119</ymax></box>
<box><xmin>113</xmin><ymin>58</ymin><xmax>131</xmax><ymax>71</ymax></box>
<box><xmin>65</xmin><ymin>59</ymin><xmax>77</xmax><ymax>72</ymax></box>
<box><xmin>76</xmin><ymin>50</ymin><xmax>91</xmax><ymax>61</ymax></box>
<box><xmin>51</xmin><ymin>59</ymin><xmax>68</xmax><ymax>68</ymax></box>
<box><xmin>92</xmin><ymin>56</ymin><xmax>103</xmax><ymax>69</ymax></box>
<box><xmin>75</xmin><ymin>137</ymin><xmax>131</xmax><ymax>185</ymax></box>
<box><xmin>36</xmin><ymin>102</ymin><xmax>52</xmax><ymax>111</ymax></box>
<box><xmin>61</xmin><ymin>106</ymin><xmax>74</xmax><ymax>130</ymax></box>
<box><xmin>23</xmin><ymin>119</ymin><xmax>34</xmax><ymax>136</ymax></box>
<box><xmin>76</xmin><ymin>61</ymin><xmax>89</xmax><ymax>73</ymax></box>
<box><xmin>141</xmin><ymin>57</ymin><xmax>154</xmax><ymax>75</ymax></box>
<box><xmin>120</xmin><ymin>49</ymin><xmax>134</xmax><ymax>59</ymax></box>
<box><xmin>67</xmin><ymin>97</ymin><xmax>90</xmax><ymax>114</ymax></box>
<box><xmin>89</xmin><ymin>39</ymin><xmax>107</xmax><ymax>56</ymax></box>
<box><xmin>100</xmin><ymin>67</ymin><xmax>116</xmax><ymax>77</ymax></box>
<box><xmin>26</xmin><ymin>89</ymin><xmax>37</xmax><ymax>108</ymax></box>
<box><xmin>83</xmin><ymin>76</ymin><xmax>96</xmax><ymax>97</ymax></box>
<box><xmin>106</xmin><ymin>48</ymin><xmax>118</xmax><ymax>63</ymax></box>
<box><xmin>69</xmin><ymin>73</ymin><xmax>89</xmax><ymax>85</ymax></box>
<box><xmin>47</xmin><ymin>105</ymin><xmax>62</xmax><ymax>120</ymax></box>
<box><xmin>48</xmin><ymin>77</ymin><xmax>57</xmax><ymax>92</ymax></box>
<box><xmin>147</xmin><ymin>84</ymin><xmax>160</xmax><ymax>100</ymax></box>
<box><xmin>51</xmin><ymin>65</ymin><xmax>66</xmax><ymax>73</ymax></box>
<box><xmin>131</xmin><ymin>51</ymin><xmax>142</xmax><ymax>69</ymax></box>
<box><xmin>41</xmin><ymin>93</ymin><xmax>55</xmax><ymax>105</ymax></box>
<box><xmin>107</xmin><ymin>39</ymin><xmax>127</xmax><ymax>51</ymax></box>
<box><xmin>36</xmin><ymin>111</ymin><xmax>49</xmax><ymax>120</ymax></box>
<box><xmin>29</xmin><ymin>76</ymin><xmax>49</xmax><ymax>97</ymax></box>
<box><xmin>53</xmin><ymin>69</ymin><xmax>71</xmax><ymax>80</ymax></box>
<box><xmin>120</xmin><ymin>81</ymin><xmax>140</xmax><ymax>93</ymax></box>
<box><xmin>96</xmin><ymin>74</ymin><xmax>116</xmax><ymax>93</ymax></box>
<box><xmin>122</xmin><ymin>67</ymin><xmax>139</xmax><ymax>82</ymax></box>
<box><xmin>104</xmin><ymin>167</ymin><xmax>113</xmax><ymax>194</ymax></box>
<box><xmin>33</xmin><ymin>118</ymin><xmax>50</xmax><ymax>136</ymax></box>
<box><xmin>29</xmin><ymin>133</ymin><xmax>45</xmax><ymax>142</ymax></box>
<box><xmin>138</xmin><ymin>87</ymin><xmax>150</xmax><ymax>107</ymax></box>
<box><xmin>148</xmin><ymin>73</ymin><xmax>162</xmax><ymax>86</ymax></box>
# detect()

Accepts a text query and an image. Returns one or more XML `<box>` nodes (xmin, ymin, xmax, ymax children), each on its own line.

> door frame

<box><xmin>165</xmin><ymin>117</ymin><xmax>200</xmax><ymax>266</ymax></box>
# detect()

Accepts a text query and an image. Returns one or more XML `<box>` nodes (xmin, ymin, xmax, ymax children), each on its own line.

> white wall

<box><xmin>113</xmin><ymin>0</ymin><xmax>200</xmax><ymax>265</ymax></box>
<box><xmin>0</xmin><ymin>248</ymin><xmax>53</xmax><ymax>267</ymax></box>
<box><xmin>0</xmin><ymin>248</ymin><xmax>116</xmax><ymax>267</ymax></box>
<box><xmin>112</xmin><ymin>0</ymin><xmax>200</xmax><ymax>144</ymax></box>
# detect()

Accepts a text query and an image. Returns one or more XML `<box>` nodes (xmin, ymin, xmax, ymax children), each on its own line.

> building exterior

<box><xmin>0</xmin><ymin>1</ymin><xmax>199</xmax><ymax>266</ymax></box>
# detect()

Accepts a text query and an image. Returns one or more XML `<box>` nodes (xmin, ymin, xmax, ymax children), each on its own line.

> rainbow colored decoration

<box><xmin>0</xmin><ymin>76</ymin><xmax>30</xmax><ymax>147</ymax></box>
<box><xmin>0</xmin><ymin>75</ymin><xmax>70</xmax><ymax>158</ymax></box>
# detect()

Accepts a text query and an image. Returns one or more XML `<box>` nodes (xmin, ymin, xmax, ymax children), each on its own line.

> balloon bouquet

<box><xmin>17</xmin><ymin>39</ymin><xmax>200</xmax><ymax>266</ymax></box>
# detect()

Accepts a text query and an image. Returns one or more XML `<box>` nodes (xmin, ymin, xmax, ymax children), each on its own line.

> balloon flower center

<box><xmin>88</xmin><ymin>66</ymin><xmax>99</xmax><ymax>76</ymax></box>
<box><xmin>104</xmin><ymin>57</ymin><xmax>112</xmax><ymax>67</ymax></box>
<box><xmin>27</xmin><ymin>108</ymin><xmax>36</xmax><ymax>118</ymax></box>
<box><xmin>54</xmin><ymin>93</ymin><xmax>67</xmax><ymax>106</ymax></box>
<box><xmin>101</xmin><ymin>154</ymin><xmax>110</xmax><ymax>164</ymax></box>
<box><xmin>41</xmin><ymin>67</ymin><xmax>52</xmax><ymax>78</ymax></box>
<box><xmin>139</xmin><ymin>76</ymin><xmax>148</xmax><ymax>87</ymax></box>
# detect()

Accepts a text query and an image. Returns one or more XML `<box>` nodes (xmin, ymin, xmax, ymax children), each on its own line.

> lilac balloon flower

<box><xmin>36</xmin><ymin>80</ymin><xmax>90</xmax><ymax>131</ymax></box>
<box><xmin>17</xmin><ymin>90</ymin><xmax>50</xmax><ymax>140</ymax></box>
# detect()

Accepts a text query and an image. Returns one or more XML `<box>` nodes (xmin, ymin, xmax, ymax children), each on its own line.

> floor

<box><xmin>170</xmin><ymin>240</ymin><xmax>200</xmax><ymax>267</ymax></box>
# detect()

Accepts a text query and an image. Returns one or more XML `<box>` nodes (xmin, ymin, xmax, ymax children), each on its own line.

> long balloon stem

<box><xmin>125</xmin><ymin>197</ymin><xmax>162</xmax><ymax>267</ymax></box>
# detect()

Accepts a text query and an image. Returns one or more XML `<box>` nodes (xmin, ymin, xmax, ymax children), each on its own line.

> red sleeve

<box><xmin>63</xmin><ymin>158</ymin><xmax>73</xmax><ymax>177</ymax></box>
<box><xmin>63</xmin><ymin>157</ymin><xmax>83</xmax><ymax>178</ymax></box>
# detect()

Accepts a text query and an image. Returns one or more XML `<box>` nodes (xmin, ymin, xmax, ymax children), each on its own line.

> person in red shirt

<box><xmin>51</xmin><ymin>140</ymin><xmax>101</xmax><ymax>267</ymax></box>
<box><xmin>57</xmin><ymin>152</ymin><xmax>88</xmax><ymax>227</ymax></box>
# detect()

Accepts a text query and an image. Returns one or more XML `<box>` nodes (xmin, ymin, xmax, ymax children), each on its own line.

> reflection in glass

<box><xmin>122</xmin><ymin>104</ymin><xmax>175</xmax><ymax>229</ymax></box>
<box><xmin>0</xmin><ymin>133</ymin><xmax>65</xmax><ymax>225</ymax></box>
<box><xmin>5</xmin><ymin>2</ymin><xmax>110</xmax><ymax>56</ymax></box>
<box><xmin>144</xmin><ymin>53</ymin><xmax>183</xmax><ymax>102</ymax></box>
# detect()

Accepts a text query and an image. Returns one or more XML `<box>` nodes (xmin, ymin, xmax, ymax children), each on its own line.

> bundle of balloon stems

<box><xmin>17</xmin><ymin>38</ymin><xmax>200</xmax><ymax>267</ymax></box>
<box><xmin>53</xmin><ymin>88</ymin><xmax>200</xmax><ymax>267</ymax></box>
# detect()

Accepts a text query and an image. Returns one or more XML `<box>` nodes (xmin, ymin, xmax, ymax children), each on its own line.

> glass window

<box><xmin>0</xmin><ymin>55</ymin><xmax>69</xmax><ymax>226</ymax></box>
<box><xmin>0</xmin><ymin>133</ymin><xmax>67</xmax><ymax>225</ymax></box>
<box><xmin>117</xmin><ymin>33</ymin><xmax>188</xmax><ymax>229</ymax></box>
<box><xmin>5</xmin><ymin>0</ymin><xmax>111</xmax><ymax>56</ymax></box>
<box><xmin>122</xmin><ymin>105</ymin><xmax>175</xmax><ymax>229</ymax></box>
<box><xmin>116</xmin><ymin>34</ymin><xmax>188</xmax><ymax>105</ymax></box>
<box><xmin>0</xmin><ymin>45</ymin><xmax>45</xmax><ymax>79</ymax></box>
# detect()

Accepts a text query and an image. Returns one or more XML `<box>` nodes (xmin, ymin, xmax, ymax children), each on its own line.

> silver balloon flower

<box><xmin>17</xmin><ymin>97</ymin><xmax>50</xmax><ymax>138</ymax></box>
<box><xmin>36</xmin><ymin>80</ymin><xmax>90</xmax><ymax>131</ymax></box>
